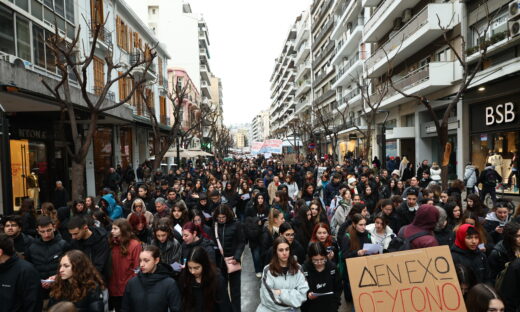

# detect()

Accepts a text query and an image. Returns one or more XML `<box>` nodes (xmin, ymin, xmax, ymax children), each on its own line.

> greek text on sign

<box><xmin>346</xmin><ymin>246</ymin><xmax>466</xmax><ymax>312</ymax></box>
<box><xmin>485</xmin><ymin>102</ymin><xmax>515</xmax><ymax>126</ymax></box>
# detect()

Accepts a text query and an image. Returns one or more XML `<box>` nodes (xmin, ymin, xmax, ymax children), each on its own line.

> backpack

<box><xmin>484</xmin><ymin>169</ymin><xmax>497</xmax><ymax>187</ymax></box>
<box><xmin>337</xmin><ymin>232</ymin><xmax>371</xmax><ymax>278</ymax></box>
<box><xmin>387</xmin><ymin>228</ymin><xmax>430</xmax><ymax>252</ymax></box>
<box><xmin>495</xmin><ymin>261</ymin><xmax>511</xmax><ymax>292</ymax></box>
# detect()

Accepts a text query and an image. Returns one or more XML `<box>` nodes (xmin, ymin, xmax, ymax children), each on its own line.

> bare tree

<box><xmin>42</xmin><ymin>13</ymin><xmax>156</xmax><ymax>200</ymax></box>
<box><xmin>294</xmin><ymin>109</ymin><xmax>319</xmax><ymax>158</ymax></box>
<box><xmin>389</xmin><ymin>3</ymin><xmax>500</xmax><ymax>188</ymax></box>
<box><xmin>142</xmin><ymin>79</ymin><xmax>218</xmax><ymax>171</ymax></box>
<box><xmin>314</xmin><ymin>104</ymin><xmax>340</xmax><ymax>162</ymax></box>
<box><xmin>212</xmin><ymin>126</ymin><xmax>234</xmax><ymax>159</ymax></box>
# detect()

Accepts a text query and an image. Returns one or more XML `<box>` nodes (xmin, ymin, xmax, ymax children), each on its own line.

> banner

<box><xmin>251</xmin><ymin>140</ymin><xmax>283</xmax><ymax>154</ymax></box>
<box><xmin>346</xmin><ymin>246</ymin><xmax>466</xmax><ymax>312</ymax></box>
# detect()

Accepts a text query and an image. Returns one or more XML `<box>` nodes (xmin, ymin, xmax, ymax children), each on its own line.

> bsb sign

<box><xmin>471</xmin><ymin>101</ymin><xmax>519</xmax><ymax>133</ymax></box>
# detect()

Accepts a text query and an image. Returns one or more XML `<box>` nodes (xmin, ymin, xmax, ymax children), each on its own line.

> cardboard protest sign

<box><xmin>346</xmin><ymin>246</ymin><xmax>466</xmax><ymax>312</ymax></box>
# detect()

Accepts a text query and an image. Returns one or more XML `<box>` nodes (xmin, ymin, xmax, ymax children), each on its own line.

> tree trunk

<box><xmin>71</xmin><ymin>160</ymin><xmax>86</xmax><ymax>200</ymax></box>
<box><xmin>439</xmin><ymin>129</ymin><xmax>450</xmax><ymax>190</ymax></box>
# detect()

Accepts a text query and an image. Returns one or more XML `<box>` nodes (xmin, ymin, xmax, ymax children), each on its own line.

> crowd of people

<box><xmin>1</xmin><ymin>154</ymin><xmax>519</xmax><ymax>312</ymax></box>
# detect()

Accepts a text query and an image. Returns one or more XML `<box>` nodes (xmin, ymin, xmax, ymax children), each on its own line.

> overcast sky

<box><xmin>188</xmin><ymin>0</ymin><xmax>312</xmax><ymax>126</ymax></box>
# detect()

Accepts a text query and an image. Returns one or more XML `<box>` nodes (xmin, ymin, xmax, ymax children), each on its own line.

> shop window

<box><xmin>16</xmin><ymin>16</ymin><xmax>31</xmax><ymax>61</ymax></box>
<box><xmin>32</xmin><ymin>24</ymin><xmax>45</xmax><ymax>67</ymax></box>
<box><xmin>31</xmin><ymin>0</ymin><xmax>42</xmax><ymax>20</ymax></box>
<box><xmin>0</xmin><ymin>6</ymin><xmax>15</xmax><ymax>55</ymax></box>
<box><xmin>120</xmin><ymin>128</ymin><xmax>132</xmax><ymax>169</ymax></box>
<box><xmin>93</xmin><ymin>127</ymin><xmax>113</xmax><ymax>195</ymax></box>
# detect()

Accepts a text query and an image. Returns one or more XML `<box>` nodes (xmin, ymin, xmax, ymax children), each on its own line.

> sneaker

<box><xmin>256</xmin><ymin>273</ymin><xmax>262</xmax><ymax>278</ymax></box>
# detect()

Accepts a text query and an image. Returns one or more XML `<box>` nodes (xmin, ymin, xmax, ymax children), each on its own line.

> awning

<box><xmin>164</xmin><ymin>149</ymin><xmax>213</xmax><ymax>158</ymax></box>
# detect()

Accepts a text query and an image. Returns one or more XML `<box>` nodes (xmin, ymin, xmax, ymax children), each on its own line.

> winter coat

<box><xmin>324</xmin><ymin>181</ymin><xmax>341</xmax><ymax>207</ymax></box>
<box><xmin>284</xmin><ymin>182</ymin><xmax>300</xmax><ymax>200</ymax></box>
<box><xmin>401</xmin><ymin>204</ymin><xmax>439</xmax><ymax>249</ymax></box>
<box><xmin>101</xmin><ymin>194</ymin><xmax>123</xmax><ymax>220</ymax></box>
<box><xmin>488</xmin><ymin>240</ymin><xmax>517</xmax><ymax>284</ymax></box>
<box><xmin>267</xmin><ymin>182</ymin><xmax>280</xmax><ymax>205</ymax></box>
<box><xmin>212</xmin><ymin>221</ymin><xmax>246</xmax><ymax>269</ymax></box>
<box><xmin>500</xmin><ymin>258</ymin><xmax>520</xmax><ymax>312</ymax></box>
<box><xmin>366</xmin><ymin>223</ymin><xmax>395</xmax><ymax>251</ymax></box>
<box><xmin>395</xmin><ymin>201</ymin><xmax>419</xmax><ymax>231</ymax></box>
<box><xmin>430</xmin><ymin>167</ymin><xmax>442</xmax><ymax>183</ymax></box>
<box><xmin>479</xmin><ymin>166</ymin><xmax>502</xmax><ymax>187</ymax></box>
<box><xmin>265</xmin><ymin>240</ymin><xmax>307</xmax><ymax>265</ymax></box>
<box><xmin>49</xmin><ymin>286</ymin><xmax>105</xmax><ymax>312</ymax></box>
<box><xmin>151</xmin><ymin>237</ymin><xmax>182</xmax><ymax>265</ymax></box>
<box><xmin>301</xmin><ymin>261</ymin><xmax>342</xmax><ymax>312</ymax></box>
<box><xmin>261</xmin><ymin>226</ymin><xmax>279</xmax><ymax>265</ymax></box>
<box><xmin>70</xmin><ymin>226</ymin><xmax>111</xmax><ymax>278</ymax></box>
<box><xmin>0</xmin><ymin>255</ymin><xmax>42</xmax><ymax>312</ymax></box>
<box><xmin>108</xmin><ymin>239</ymin><xmax>142</xmax><ymax>297</ymax></box>
<box><xmin>244</xmin><ymin>206</ymin><xmax>268</xmax><ymax>248</ymax></box>
<box><xmin>12</xmin><ymin>232</ymin><xmax>34</xmax><ymax>257</ymax></box>
<box><xmin>451</xmin><ymin>224</ymin><xmax>490</xmax><ymax>283</ymax></box>
<box><xmin>127</xmin><ymin>201</ymin><xmax>154</xmax><ymax>228</ymax></box>
<box><xmin>464</xmin><ymin>165</ymin><xmax>478</xmax><ymax>188</ymax></box>
<box><xmin>484</xmin><ymin>212</ymin><xmax>510</xmax><ymax>244</ymax></box>
<box><xmin>257</xmin><ymin>265</ymin><xmax>309</xmax><ymax>312</ymax></box>
<box><xmin>25</xmin><ymin>234</ymin><xmax>70</xmax><ymax>279</ymax></box>
<box><xmin>330</xmin><ymin>200</ymin><xmax>351</xmax><ymax>236</ymax></box>
<box><xmin>181</xmin><ymin>237</ymin><xmax>216</xmax><ymax>264</ymax></box>
<box><xmin>434</xmin><ymin>228</ymin><xmax>455</xmax><ymax>247</ymax></box>
<box><xmin>180</xmin><ymin>273</ymin><xmax>232</xmax><ymax>312</ymax></box>
<box><xmin>340</xmin><ymin>230</ymin><xmax>372</xmax><ymax>261</ymax></box>
<box><xmin>122</xmin><ymin>263</ymin><xmax>181</xmax><ymax>312</ymax></box>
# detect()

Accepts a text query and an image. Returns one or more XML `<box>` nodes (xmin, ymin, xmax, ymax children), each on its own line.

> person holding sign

<box><xmin>451</xmin><ymin>224</ymin><xmax>490</xmax><ymax>283</ymax></box>
<box><xmin>257</xmin><ymin>237</ymin><xmax>309</xmax><ymax>312</ymax></box>
<box><xmin>301</xmin><ymin>242</ymin><xmax>342</xmax><ymax>312</ymax></box>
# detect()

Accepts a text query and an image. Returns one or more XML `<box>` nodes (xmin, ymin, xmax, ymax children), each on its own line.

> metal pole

<box><xmin>380</xmin><ymin>110</ymin><xmax>390</xmax><ymax>170</ymax></box>
<box><xmin>0</xmin><ymin>105</ymin><xmax>13</xmax><ymax>215</ymax></box>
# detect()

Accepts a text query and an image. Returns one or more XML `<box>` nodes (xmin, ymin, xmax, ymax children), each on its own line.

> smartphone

<box><xmin>41</xmin><ymin>280</ymin><xmax>55</xmax><ymax>283</ymax></box>
<box><xmin>326</xmin><ymin>246</ymin><xmax>334</xmax><ymax>253</ymax></box>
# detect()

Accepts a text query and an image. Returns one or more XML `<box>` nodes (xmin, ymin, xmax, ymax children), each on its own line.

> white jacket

<box><xmin>366</xmin><ymin>223</ymin><xmax>395</xmax><ymax>250</ymax></box>
<box><xmin>284</xmin><ymin>182</ymin><xmax>300</xmax><ymax>200</ymax></box>
<box><xmin>257</xmin><ymin>265</ymin><xmax>309</xmax><ymax>312</ymax></box>
<box><xmin>464</xmin><ymin>165</ymin><xmax>478</xmax><ymax>188</ymax></box>
<box><xmin>430</xmin><ymin>167</ymin><xmax>442</xmax><ymax>182</ymax></box>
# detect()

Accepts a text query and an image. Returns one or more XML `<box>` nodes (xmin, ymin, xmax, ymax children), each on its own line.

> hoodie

<box><xmin>121</xmin><ymin>263</ymin><xmax>181</xmax><ymax>312</ymax></box>
<box><xmin>484</xmin><ymin>211</ymin><xmax>510</xmax><ymax>244</ymax></box>
<box><xmin>450</xmin><ymin>224</ymin><xmax>489</xmax><ymax>283</ymax></box>
<box><xmin>101</xmin><ymin>194</ymin><xmax>123</xmax><ymax>220</ymax></box>
<box><xmin>70</xmin><ymin>226</ymin><xmax>110</xmax><ymax>278</ymax></box>
<box><xmin>127</xmin><ymin>200</ymin><xmax>154</xmax><ymax>227</ymax></box>
<box><xmin>402</xmin><ymin>204</ymin><xmax>439</xmax><ymax>249</ymax></box>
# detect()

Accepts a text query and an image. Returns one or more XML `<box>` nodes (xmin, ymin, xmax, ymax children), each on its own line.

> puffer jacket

<box><xmin>0</xmin><ymin>255</ymin><xmax>42</xmax><ymax>312</ymax></box>
<box><xmin>26</xmin><ymin>234</ymin><xmax>70</xmax><ymax>279</ymax></box>
<box><xmin>181</xmin><ymin>237</ymin><xmax>216</xmax><ymax>264</ymax></box>
<box><xmin>127</xmin><ymin>200</ymin><xmax>154</xmax><ymax>228</ymax></box>
<box><xmin>430</xmin><ymin>167</ymin><xmax>442</xmax><ymax>182</ymax></box>
<box><xmin>212</xmin><ymin>221</ymin><xmax>246</xmax><ymax>268</ymax></box>
<box><xmin>257</xmin><ymin>265</ymin><xmax>309</xmax><ymax>312</ymax></box>
<box><xmin>101</xmin><ymin>194</ymin><xmax>123</xmax><ymax>220</ymax></box>
<box><xmin>464</xmin><ymin>165</ymin><xmax>478</xmax><ymax>188</ymax></box>
<box><xmin>151</xmin><ymin>238</ymin><xmax>182</xmax><ymax>265</ymax></box>
<box><xmin>122</xmin><ymin>263</ymin><xmax>181</xmax><ymax>312</ymax></box>
<box><xmin>450</xmin><ymin>224</ymin><xmax>490</xmax><ymax>283</ymax></box>
<box><xmin>366</xmin><ymin>223</ymin><xmax>395</xmax><ymax>251</ymax></box>
<box><xmin>330</xmin><ymin>200</ymin><xmax>351</xmax><ymax>236</ymax></box>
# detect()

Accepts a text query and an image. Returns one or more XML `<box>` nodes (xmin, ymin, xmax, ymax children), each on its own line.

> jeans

<box><xmin>481</xmin><ymin>186</ymin><xmax>497</xmax><ymax>207</ymax></box>
<box><xmin>250</xmin><ymin>245</ymin><xmax>262</xmax><ymax>273</ymax></box>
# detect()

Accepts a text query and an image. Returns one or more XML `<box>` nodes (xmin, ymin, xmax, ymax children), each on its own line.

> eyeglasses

<box><xmin>312</xmin><ymin>259</ymin><xmax>327</xmax><ymax>265</ymax></box>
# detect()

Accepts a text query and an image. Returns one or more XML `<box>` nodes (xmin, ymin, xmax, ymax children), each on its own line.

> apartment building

<box><xmin>293</xmin><ymin>10</ymin><xmax>313</xmax><ymax>127</ymax></box>
<box><xmin>251</xmin><ymin>110</ymin><xmax>270</xmax><ymax>142</ymax></box>
<box><xmin>0</xmin><ymin>0</ymin><xmax>169</xmax><ymax>211</ymax></box>
<box><xmin>310</xmin><ymin>0</ymin><xmax>337</xmax><ymax>155</ymax></box>
<box><xmin>269</xmin><ymin>15</ymin><xmax>299</xmax><ymax>138</ymax></box>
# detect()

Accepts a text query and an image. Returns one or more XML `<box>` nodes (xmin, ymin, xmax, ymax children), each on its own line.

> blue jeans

<box><xmin>251</xmin><ymin>245</ymin><xmax>262</xmax><ymax>274</ymax></box>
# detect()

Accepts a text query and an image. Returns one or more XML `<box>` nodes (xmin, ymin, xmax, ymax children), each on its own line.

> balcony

<box><xmin>361</xmin><ymin>0</ymin><xmax>379</xmax><ymax>7</ymax></box>
<box><xmin>332</xmin><ymin>51</ymin><xmax>363</xmax><ymax>88</ymax></box>
<box><xmin>331</xmin><ymin>0</ymin><xmax>362</xmax><ymax>40</ymax></box>
<box><xmin>129</xmin><ymin>52</ymin><xmax>156</xmax><ymax>79</ymax></box>
<box><xmin>313</xmin><ymin>18</ymin><xmax>334</xmax><ymax>47</ymax></box>
<box><xmin>312</xmin><ymin>40</ymin><xmax>335</xmax><ymax>68</ymax></box>
<box><xmin>331</xmin><ymin>17</ymin><xmax>363</xmax><ymax>65</ymax></box>
<box><xmin>89</xmin><ymin>23</ymin><xmax>113</xmax><ymax>51</ymax></box>
<box><xmin>365</xmin><ymin>2</ymin><xmax>461</xmax><ymax>78</ymax></box>
<box><xmin>295</xmin><ymin>80</ymin><xmax>311</xmax><ymax>98</ymax></box>
<box><xmin>200</xmin><ymin>64</ymin><xmax>210</xmax><ymax>82</ymax></box>
<box><xmin>295</xmin><ymin>99</ymin><xmax>311</xmax><ymax>114</ymax></box>
<box><xmin>201</xmin><ymin>80</ymin><xmax>211</xmax><ymax>98</ymax></box>
<box><xmin>295</xmin><ymin>23</ymin><xmax>309</xmax><ymax>47</ymax></box>
<box><xmin>199</xmin><ymin>47</ymin><xmax>209</xmax><ymax>61</ymax></box>
<box><xmin>337</xmin><ymin>88</ymin><xmax>362</xmax><ymax>110</ymax></box>
<box><xmin>314</xmin><ymin>89</ymin><xmax>335</xmax><ymax>105</ymax></box>
<box><xmin>295</xmin><ymin>41</ymin><xmax>311</xmax><ymax>65</ymax></box>
<box><xmin>313</xmin><ymin>65</ymin><xmax>334</xmax><ymax>88</ymax></box>
<box><xmin>313</xmin><ymin>0</ymin><xmax>333</xmax><ymax>27</ymax></box>
<box><xmin>92</xmin><ymin>87</ymin><xmax>115</xmax><ymax>103</ymax></box>
<box><xmin>375</xmin><ymin>61</ymin><xmax>461</xmax><ymax>109</ymax></box>
<box><xmin>295</xmin><ymin>59</ymin><xmax>311</xmax><ymax>82</ymax></box>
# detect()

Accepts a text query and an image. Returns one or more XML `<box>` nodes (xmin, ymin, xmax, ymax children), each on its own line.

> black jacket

<box><xmin>12</xmin><ymin>232</ymin><xmax>33</xmax><ymax>257</ymax></box>
<box><xmin>70</xmin><ymin>226</ymin><xmax>110</xmax><ymax>278</ymax></box>
<box><xmin>0</xmin><ymin>255</ymin><xmax>42</xmax><ymax>312</ymax></box>
<box><xmin>212</xmin><ymin>221</ymin><xmax>246</xmax><ymax>268</ymax></box>
<box><xmin>49</xmin><ymin>286</ymin><xmax>104</xmax><ymax>312</ymax></box>
<box><xmin>244</xmin><ymin>206</ymin><xmax>268</xmax><ymax>248</ymax></box>
<box><xmin>122</xmin><ymin>263</ymin><xmax>181</xmax><ymax>312</ymax></box>
<box><xmin>395</xmin><ymin>202</ymin><xmax>417</xmax><ymax>231</ymax></box>
<box><xmin>151</xmin><ymin>238</ymin><xmax>182</xmax><ymax>265</ymax></box>
<box><xmin>180</xmin><ymin>274</ymin><xmax>232</xmax><ymax>312</ymax></box>
<box><xmin>26</xmin><ymin>234</ymin><xmax>70</xmax><ymax>279</ymax></box>
<box><xmin>488</xmin><ymin>240</ymin><xmax>516</xmax><ymax>284</ymax></box>
<box><xmin>301</xmin><ymin>261</ymin><xmax>342</xmax><ymax>312</ymax></box>
<box><xmin>450</xmin><ymin>245</ymin><xmax>490</xmax><ymax>283</ymax></box>
<box><xmin>340</xmin><ymin>230</ymin><xmax>372</xmax><ymax>260</ymax></box>
<box><xmin>181</xmin><ymin>238</ymin><xmax>216</xmax><ymax>264</ymax></box>
<box><xmin>500</xmin><ymin>258</ymin><xmax>520</xmax><ymax>312</ymax></box>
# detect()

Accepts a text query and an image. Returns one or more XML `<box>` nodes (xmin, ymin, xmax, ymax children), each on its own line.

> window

<box><xmin>160</xmin><ymin>96</ymin><xmax>166</xmax><ymax>124</ymax></box>
<box><xmin>31</xmin><ymin>0</ymin><xmax>42</xmax><ymax>19</ymax></box>
<box><xmin>436</xmin><ymin>47</ymin><xmax>452</xmax><ymax>62</ymax></box>
<box><xmin>43</xmin><ymin>0</ymin><xmax>53</xmax><ymax>8</ymax></box>
<box><xmin>93</xmin><ymin>56</ymin><xmax>105</xmax><ymax>94</ymax></box>
<box><xmin>65</xmin><ymin>0</ymin><xmax>74</xmax><ymax>22</ymax></box>
<box><xmin>45</xmin><ymin>30</ymin><xmax>56</xmax><ymax>72</ymax></box>
<box><xmin>32</xmin><ymin>24</ymin><xmax>45</xmax><ymax>67</ymax></box>
<box><xmin>16</xmin><ymin>16</ymin><xmax>31</xmax><ymax>61</ymax></box>
<box><xmin>404</xmin><ymin>114</ymin><xmax>415</xmax><ymax>127</ymax></box>
<box><xmin>0</xmin><ymin>6</ymin><xmax>15</xmax><ymax>55</ymax></box>
<box><xmin>90</xmin><ymin>0</ymin><xmax>103</xmax><ymax>25</ymax></box>
<box><xmin>54</xmin><ymin>0</ymin><xmax>64</xmax><ymax>16</ymax></box>
<box><xmin>158</xmin><ymin>57</ymin><xmax>163</xmax><ymax>85</ymax></box>
<box><xmin>15</xmin><ymin>0</ymin><xmax>29</xmax><ymax>11</ymax></box>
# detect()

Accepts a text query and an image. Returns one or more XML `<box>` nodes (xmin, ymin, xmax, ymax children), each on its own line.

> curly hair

<box><xmin>50</xmin><ymin>250</ymin><xmax>105</xmax><ymax>303</ymax></box>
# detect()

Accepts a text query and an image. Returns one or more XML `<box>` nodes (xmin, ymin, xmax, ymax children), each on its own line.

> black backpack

<box><xmin>484</xmin><ymin>169</ymin><xmax>497</xmax><ymax>187</ymax></box>
<box><xmin>387</xmin><ymin>228</ymin><xmax>430</xmax><ymax>252</ymax></box>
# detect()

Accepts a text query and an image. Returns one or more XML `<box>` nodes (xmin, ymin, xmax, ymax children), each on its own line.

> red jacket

<box><xmin>108</xmin><ymin>239</ymin><xmax>142</xmax><ymax>296</ymax></box>
<box><xmin>402</xmin><ymin>204</ymin><xmax>439</xmax><ymax>249</ymax></box>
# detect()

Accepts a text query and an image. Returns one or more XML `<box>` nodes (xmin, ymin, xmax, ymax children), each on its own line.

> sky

<box><xmin>187</xmin><ymin>0</ymin><xmax>312</xmax><ymax>126</ymax></box>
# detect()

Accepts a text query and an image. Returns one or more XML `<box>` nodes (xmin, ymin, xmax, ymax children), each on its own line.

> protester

<box><xmin>366</xmin><ymin>212</ymin><xmax>395</xmax><ymax>252</ymax></box>
<box><xmin>150</xmin><ymin>219</ymin><xmax>182</xmax><ymax>266</ymax></box>
<box><xmin>451</xmin><ymin>224</ymin><xmax>490</xmax><ymax>283</ymax></box>
<box><xmin>2</xmin><ymin>215</ymin><xmax>33</xmax><ymax>257</ymax></box>
<box><xmin>126</xmin><ymin>198</ymin><xmax>153</xmax><ymax>228</ymax></box>
<box><xmin>181</xmin><ymin>222</ymin><xmax>216</xmax><ymax>263</ymax></box>
<box><xmin>399</xmin><ymin>204</ymin><xmax>439</xmax><ymax>249</ymax></box>
<box><xmin>465</xmin><ymin>283</ymin><xmax>505</xmax><ymax>312</ymax></box>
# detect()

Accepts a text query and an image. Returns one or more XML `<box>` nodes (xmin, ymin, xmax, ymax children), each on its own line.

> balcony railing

<box><xmin>313</xmin><ymin>40</ymin><xmax>335</xmax><ymax>68</ymax></box>
<box><xmin>89</xmin><ymin>23</ymin><xmax>112</xmax><ymax>47</ymax></box>
<box><xmin>314</xmin><ymin>89</ymin><xmax>335</xmax><ymax>105</ymax></box>
<box><xmin>366</xmin><ymin>5</ymin><xmax>429</xmax><ymax>70</ymax></box>
<box><xmin>364</xmin><ymin>0</ymin><xmax>393</xmax><ymax>35</ymax></box>
<box><xmin>388</xmin><ymin>63</ymin><xmax>430</xmax><ymax>97</ymax></box>
<box><xmin>92</xmin><ymin>87</ymin><xmax>115</xmax><ymax>103</ymax></box>
<box><xmin>129</xmin><ymin>52</ymin><xmax>156</xmax><ymax>73</ymax></box>
<box><xmin>338</xmin><ymin>88</ymin><xmax>361</xmax><ymax>106</ymax></box>
<box><xmin>313</xmin><ymin>18</ymin><xmax>334</xmax><ymax>46</ymax></box>
<box><xmin>336</xmin><ymin>52</ymin><xmax>360</xmax><ymax>79</ymax></box>
<box><xmin>336</xmin><ymin>17</ymin><xmax>363</xmax><ymax>53</ymax></box>
<box><xmin>296</xmin><ymin>99</ymin><xmax>310</xmax><ymax>112</ymax></box>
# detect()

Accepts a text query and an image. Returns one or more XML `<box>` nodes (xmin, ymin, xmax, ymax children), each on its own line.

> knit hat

<box><xmin>391</xmin><ymin>169</ymin><xmax>400</xmax><ymax>177</ymax></box>
<box><xmin>348</xmin><ymin>177</ymin><xmax>356</xmax><ymax>185</ymax></box>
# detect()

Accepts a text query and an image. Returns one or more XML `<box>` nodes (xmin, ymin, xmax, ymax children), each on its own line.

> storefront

<box><xmin>93</xmin><ymin>127</ymin><xmax>114</xmax><ymax>194</ymax></box>
<box><xmin>470</xmin><ymin>98</ymin><xmax>520</xmax><ymax>194</ymax></box>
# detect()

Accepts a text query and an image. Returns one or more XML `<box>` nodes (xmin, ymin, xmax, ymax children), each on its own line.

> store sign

<box><xmin>18</xmin><ymin>128</ymin><xmax>48</xmax><ymax>140</ymax></box>
<box><xmin>485</xmin><ymin>102</ymin><xmax>515</xmax><ymax>126</ymax></box>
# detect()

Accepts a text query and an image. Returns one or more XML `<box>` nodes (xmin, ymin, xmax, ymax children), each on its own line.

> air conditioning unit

<box><xmin>509</xmin><ymin>0</ymin><xmax>520</xmax><ymax>19</ymax></box>
<box><xmin>0</xmin><ymin>53</ymin><xmax>32</xmax><ymax>69</ymax></box>
<box><xmin>509</xmin><ymin>20</ymin><xmax>520</xmax><ymax>37</ymax></box>
<box><xmin>402</xmin><ymin>9</ymin><xmax>413</xmax><ymax>23</ymax></box>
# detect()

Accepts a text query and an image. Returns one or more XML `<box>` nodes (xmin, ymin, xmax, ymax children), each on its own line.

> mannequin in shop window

<box><xmin>505</xmin><ymin>152</ymin><xmax>519</xmax><ymax>192</ymax></box>
<box><xmin>487</xmin><ymin>152</ymin><xmax>504</xmax><ymax>182</ymax></box>
<box><xmin>26</xmin><ymin>169</ymin><xmax>40</xmax><ymax>209</ymax></box>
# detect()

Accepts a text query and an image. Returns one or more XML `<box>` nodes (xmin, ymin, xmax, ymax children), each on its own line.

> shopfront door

<box><xmin>10</xmin><ymin>139</ymin><xmax>29</xmax><ymax>211</ymax></box>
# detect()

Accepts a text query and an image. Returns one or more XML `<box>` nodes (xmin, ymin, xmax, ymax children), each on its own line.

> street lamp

<box><xmin>378</xmin><ymin>110</ymin><xmax>390</xmax><ymax>169</ymax></box>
